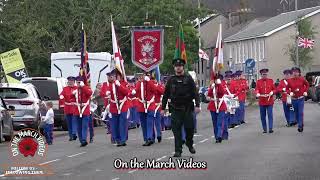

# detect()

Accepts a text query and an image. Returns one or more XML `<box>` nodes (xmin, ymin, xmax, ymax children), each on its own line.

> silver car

<box><xmin>0</xmin><ymin>83</ymin><xmax>42</xmax><ymax>130</ymax></box>
<box><xmin>0</xmin><ymin>96</ymin><xmax>14</xmax><ymax>143</ymax></box>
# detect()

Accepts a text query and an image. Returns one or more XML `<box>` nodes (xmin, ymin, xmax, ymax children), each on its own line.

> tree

<box><xmin>0</xmin><ymin>0</ymin><xmax>212</xmax><ymax>76</ymax></box>
<box><xmin>286</xmin><ymin>18</ymin><xmax>317</xmax><ymax>70</ymax></box>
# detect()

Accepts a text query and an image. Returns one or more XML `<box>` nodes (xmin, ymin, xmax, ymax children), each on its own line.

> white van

<box><xmin>21</xmin><ymin>77</ymin><xmax>67</xmax><ymax>130</ymax></box>
<box><xmin>51</xmin><ymin>52</ymin><xmax>112</xmax><ymax>90</ymax></box>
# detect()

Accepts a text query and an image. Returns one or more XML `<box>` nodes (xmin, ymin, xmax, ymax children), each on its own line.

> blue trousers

<box><xmin>259</xmin><ymin>105</ymin><xmax>273</xmax><ymax>131</ymax></box>
<box><xmin>223</xmin><ymin>113</ymin><xmax>230</xmax><ymax>140</ymax></box>
<box><xmin>139</xmin><ymin>111</ymin><xmax>155</xmax><ymax>142</ymax></box>
<box><xmin>228</xmin><ymin>111</ymin><xmax>237</xmax><ymax>125</ymax></box>
<box><xmin>44</xmin><ymin>123</ymin><xmax>53</xmax><ymax>144</ymax></box>
<box><xmin>239</xmin><ymin>101</ymin><xmax>245</xmax><ymax>123</ymax></box>
<box><xmin>130</xmin><ymin>107</ymin><xmax>139</xmax><ymax>126</ymax></box>
<box><xmin>282</xmin><ymin>101</ymin><xmax>294</xmax><ymax>125</ymax></box>
<box><xmin>66</xmin><ymin>114</ymin><xmax>77</xmax><ymax>139</ymax></box>
<box><xmin>154</xmin><ymin>112</ymin><xmax>162</xmax><ymax>138</ymax></box>
<box><xmin>163</xmin><ymin>116</ymin><xmax>171</xmax><ymax>128</ymax></box>
<box><xmin>292</xmin><ymin>98</ymin><xmax>304</xmax><ymax>129</ymax></box>
<box><xmin>235</xmin><ymin>107</ymin><xmax>241</xmax><ymax>125</ymax></box>
<box><xmin>89</xmin><ymin>115</ymin><xmax>94</xmax><ymax>139</ymax></box>
<box><xmin>193</xmin><ymin>112</ymin><xmax>198</xmax><ymax>131</ymax></box>
<box><xmin>210</xmin><ymin>111</ymin><xmax>226</xmax><ymax>139</ymax></box>
<box><xmin>111</xmin><ymin>112</ymin><xmax>128</xmax><ymax>144</ymax></box>
<box><xmin>75</xmin><ymin>115</ymin><xmax>89</xmax><ymax>144</ymax></box>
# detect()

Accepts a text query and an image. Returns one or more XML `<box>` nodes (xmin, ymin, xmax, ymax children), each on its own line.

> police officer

<box><xmin>59</xmin><ymin>76</ymin><xmax>77</xmax><ymax>141</ymax></box>
<box><xmin>161</xmin><ymin>58</ymin><xmax>200</xmax><ymax>157</ymax></box>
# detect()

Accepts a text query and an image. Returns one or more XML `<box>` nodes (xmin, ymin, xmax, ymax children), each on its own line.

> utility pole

<box><xmin>295</xmin><ymin>0</ymin><xmax>299</xmax><ymax>67</ymax></box>
<box><xmin>198</xmin><ymin>0</ymin><xmax>204</xmax><ymax>86</ymax></box>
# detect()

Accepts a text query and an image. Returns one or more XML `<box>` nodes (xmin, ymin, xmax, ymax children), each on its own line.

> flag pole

<box><xmin>295</xmin><ymin>0</ymin><xmax>299</xmax><ymax>68</ymax></box>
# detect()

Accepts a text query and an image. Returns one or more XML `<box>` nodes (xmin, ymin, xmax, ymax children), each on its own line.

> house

<box><xmin>224</xmin><ymin>6</ymin><xmax>320</xmax><ymax>80</ymax></box>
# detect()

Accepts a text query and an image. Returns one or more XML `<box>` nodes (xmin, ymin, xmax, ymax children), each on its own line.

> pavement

<box><xmin>0</xmin><ymin>101</ymin><xmax>319</xmax><ymax>180</ymax></box>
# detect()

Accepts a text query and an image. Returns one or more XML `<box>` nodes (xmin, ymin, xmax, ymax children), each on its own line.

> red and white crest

<box><xmin>131</xmin><ymin>28</ymin><xmax>164</xmax><ymax>72</ymax></box>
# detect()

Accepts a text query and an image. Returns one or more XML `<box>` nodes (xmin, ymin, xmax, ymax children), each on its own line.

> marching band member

<box><xmin>127</xmin><ymin>78</ymin><xmax>138</xmax><ymax>128</ymax></box>
<box><xmin>238</xmin><ymin>71</ymin><xmax>249</xmax><ymax>124</ymax></box>
<box><xmin>100</xmin><ymin>70</ymin><xmax>115</xmax><ymax>143</ymax></box>
<box><xmin>255</xmin><ymin>69</ymin><xmax>276</xmax><ymax>134</ymax></box>
<box><xmin>135</xmin><ymin>72</ymin><xmax>158</xmax><ymax>146</ymax></box>
<box><xmin>229</xmin><ymin>73</ymin><xmax>239</xmax><ymax>128</ymax></box>
<box><xmin>153</xmin><ymin>79</ymin><xmax>165</xmax><ymax>143</ymax></box>
<box><xmin>59</xmin><ymin>76</ymin><xmax>77</xmax><ymax>141</ymax></box>
<box><xmin>277</xmin><ymin>69</ymin><xmax>295</xmax><ymax>127</ymax></box>
<box><xmin>207</xmin><ymin>76</ymin><xmax>228</xmax><ymax>143</ymax></box>
<box><xmin>223</xmin><ymin>72</ymin><xmax>236</xmax><ymax>140</ymax></box>
<box><xmin>107</xmin><ymin>69</ymin><xmax>130</xmax><ymax>147</ymax></box>
<box><xmin>73</xmin><ymin>76</ymin><xmax>93</xmax><ymax>147</ymax></box>
<box><xmin>287</xmin><ymin>67</ymin><xmax>310</xmax><ymax>132</ymax></box>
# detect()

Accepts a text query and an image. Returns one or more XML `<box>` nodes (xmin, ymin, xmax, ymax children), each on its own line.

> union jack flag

<box><xmin>298</xmin><ymin>37</ymin><xmax>315</xmax><ymax>49</ymax></box>
<box><xmin>80</xmin><ymin>24</ymin><xmax>90</xmax><ymax>86</ymax></box>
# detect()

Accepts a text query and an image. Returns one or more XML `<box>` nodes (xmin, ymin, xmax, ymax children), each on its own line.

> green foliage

<box><xmin>0</xmin><ymin>0</ymin><xmax>213</xmax><ymax>76</ymax></box>
<box><xmin>286</xmin><ymin>18</ymin><xmax>317</xmax><ymax>69</ymax></box>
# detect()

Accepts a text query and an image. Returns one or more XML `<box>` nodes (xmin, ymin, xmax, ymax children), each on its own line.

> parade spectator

<box><xmin>42</xmin><ymin>101</ymin><xmax>54</xmax><ymax>145</ymax></box>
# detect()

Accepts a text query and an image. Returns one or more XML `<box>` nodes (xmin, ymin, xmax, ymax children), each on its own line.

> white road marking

<box><xmin>165</xmin><ymin>136</ymin><xmax>174</xmax><ymax>140</ymax></box>
<box><xmin>199</xmin><ymin>138</ymin><xmax>209</xmax><ymax>143</ymax></box>
<box><xmin>171</xmin><ymin>152</ymin><xmax>175</xmax><ymax>154</ymax></box>
<box><xmin>62</xmin><ymin>173</ymin><xmax>72</xmax><ymax>176</ymax></box>
<box><xmin>67</xmin><ymin>151</ymin><xmax>86</xmax><ymax>158</ymax></box>
<box><xmin>156</xmin><ymin>156</ymin><xmax>167</xmax><ymax>161</ymax></box>
<box><xmin>95</xmin><ymin>169</ymin><xmax>102</xmax><ymax>172</ymax></box>
<box><xmin>211</xmin><ymin>136</ymin><xmax>215</xmax><ymax>138</ymax></box>
<box><xmin>194</xmin><ymin>134</ymin><xmax>203</xmax><ymax>137</ymax></box>
<box><xmin>111</xmin><ymin>178</ymin><xmax>120</xmax><ymax>180</ymax></box>
<box><xmin>39</xmin><ymin>159</ymin><xmax>61</xmax><ymax>165</ymax></box>
<box><xmin>128</xmin><ymin>169</ymin><xmax>137</xmax><ymax>174</ymax></box>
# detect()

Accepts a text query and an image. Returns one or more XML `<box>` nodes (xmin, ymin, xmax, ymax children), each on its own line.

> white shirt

<box><xmin>42</xmin><ymin>108</ymin><xmax>54</xmax><ymax>124</ymax></box>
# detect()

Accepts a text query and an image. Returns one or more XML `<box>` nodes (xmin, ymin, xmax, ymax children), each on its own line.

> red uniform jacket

<box><xmin>73</xmin><ymin>86</ymin><xmax>93</xmax><ymax>116</ymax></box>
<box><xmin>238</xmin><ymin>79</ymin><xmax>248</xmax><ymax>102</ymax></box>
<box><xmin>135</xmin><ymin>80</ymin><xmax>158</xmax><ymax>113</ymax></box>
<box><xmin>207</xmin><ymin>84</ymin><xmax>227</xmax><ymax>112</ymax></box>
<box><xmin>287</xmin><ymin>77</ymin><xmax>309</xmax><ymax>98</ymax></box>
<box><xmin>100</xmin><ymin>81</ymin><xmax>111</xmax><ymax>107</ymax></box>
<box><xmin>60</xmin><ymin>86</ymin><xmax>77</xmax><ymax>115</ymax></box>
<box><xmin>127</xmin><ymin>85</ymin><xmax>135</xmax><ymax>108</ymax></box>
<box><xmin>255</xmin><ymin>78</ymin><xmax>276</xmax><ymax>106</ymax></box>
<box><xmin>154</xmin><ymin>83</ymin><xmax>165</xmax><ymax>112</ymax></box>
<box><xmin>277</xmin><ymin>79</ymin><xmax>290</xmax><ymax>102</ymax></box>
<box><xmin>108</xmin><ymin>81</ymin><xmax>130</xmax><ymax>114</ymax></box>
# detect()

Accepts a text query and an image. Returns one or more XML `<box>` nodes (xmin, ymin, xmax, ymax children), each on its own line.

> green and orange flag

<box><xmin>174</xmin><ymin>23</ymin><xmax>187</xmax><ymax>64</ymax></box>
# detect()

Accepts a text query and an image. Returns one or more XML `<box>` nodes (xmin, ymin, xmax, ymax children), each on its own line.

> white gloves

<box><xmin>282</xmin><ymin>88</ymin><xmax>286</xmax><ymax>92</ymax></box>
<box><xmin>303</xmin><ymin>92</ymin><xmax>308</xmax><ymax>97</ymax></box>
<box><xmin>144</xmin><ymin>76</ymin><xmax>150</xmax><ymax>82</ymax></box>
<box><xmin>59</xmin><ymin>95</ymin><xmax>64</xmax><ymax>100</ymax></box>
<box><xmin>72</xmin><ymin>90</ymin><xmax>77</xmax><ymax>95</ymax></box>
<box><xmin>215</xmin><ymin>79</ymin><xmax>222</xmax><ymax>85</ymax></box>
<box><xmin>211</xmin><ymin>83</ymin><xmax>215</xmax><ymax>88</ymax></box>
<box><xmin>106</xmin><ymin>91</ymin><xmax>111</xmax><ymax>96</ymax></box>
<box><xmin>79</xmin><ymin>81</ymin><xmax>85</xmax><ymax>87</ymax></box>
<box><xmin>290</xmin><ymin>92</ymin><xmax>294</xmax><ymax>96</ymax></box>
<box><xmin>256</xmin><ymin>93</ymin><xmax>261</xmax><ymax>98</ymax></box>
<box><xmin>115</xmin><ymin>80</ymin><xmax>121</xmax><ymax>87</ymax></box>
<box><xmin>295</xmin><ymin>88</ymin><xmax>300</xmax><ymax>92</ymax></box>
<box><xmin>269</xmin><ymin>91</ymin><xmax>274</xmax><ymax>96</ymax></box>
<box><xmin>132</xmin><ymin>89</ymin><xmax>136</xmax><ymax>95</ymax></box>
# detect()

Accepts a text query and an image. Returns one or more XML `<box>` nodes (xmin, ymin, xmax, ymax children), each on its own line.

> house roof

<box><xmin>224</xmin><ymin>6</ymin><xmax>320</xmax><ymax>43</ymax></box>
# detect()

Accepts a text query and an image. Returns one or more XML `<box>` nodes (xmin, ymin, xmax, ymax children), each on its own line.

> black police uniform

<box><xmin>161</xmin><ymin>60</ymin><xmax>200</xmax><ymax>157</ymax></box>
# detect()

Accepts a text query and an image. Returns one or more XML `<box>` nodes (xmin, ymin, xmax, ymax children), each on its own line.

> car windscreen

<box><xmin>23</xmin><ymin>80</ymin><xmax>59</xmax><ymax>100</ymax></box>
<box><xmin>0</xmin><ymin>88</ymin><xmax>29</xmax><ymax>99</ymax></box>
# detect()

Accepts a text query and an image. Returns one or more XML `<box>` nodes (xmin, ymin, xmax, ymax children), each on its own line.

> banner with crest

<box><xmin>131</xmin><ymin>28</ymin><xmax>164</xmax><ymax>72</ymax></box>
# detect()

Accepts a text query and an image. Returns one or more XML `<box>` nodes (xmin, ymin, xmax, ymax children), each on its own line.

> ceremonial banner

<box><xmin>0</xmin><ymin>48</ymin><xmax>28</xmax><ymax>83</ymax></box>
<box><xmin>131</xmin><ymin>28</ymin><xmax>164</xmax><ymax>72</ymax></box>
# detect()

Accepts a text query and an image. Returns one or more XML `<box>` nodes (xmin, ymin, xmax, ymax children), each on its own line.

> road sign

<box><xmin>245</xmin><ymin>59</ymin><xmax>255</xmax><ymax>70</ymax></box>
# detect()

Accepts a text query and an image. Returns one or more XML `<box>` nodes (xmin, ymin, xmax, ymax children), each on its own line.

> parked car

<box><xmin>308</xmin><ymin>76</ymin><xmax>320</xmax><ymax>102</ymax></box>
<box><xmin>21</xmin><ymin>77</ymin><xmax>67</xmax><ymax>130</ymax></box>
<box><xmin>0</xmin><ymin>83</ymin><xmax>42</xmax><ymax>131</ymax></box>
<box><xmin>199</xmin><ymin>86</ymin><xmax>209</xmax><ymax>103</ymax></box>
<box><xmin>0</xmin><ymin>96</ymin><xmax>15</xmax><ymax>143</ymax></box>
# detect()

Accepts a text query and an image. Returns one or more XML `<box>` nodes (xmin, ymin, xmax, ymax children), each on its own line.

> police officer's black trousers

<box><xmin>171</xmin><ymin>108</ymin><xmax>194</xmax><ymax>153</ymax></box>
